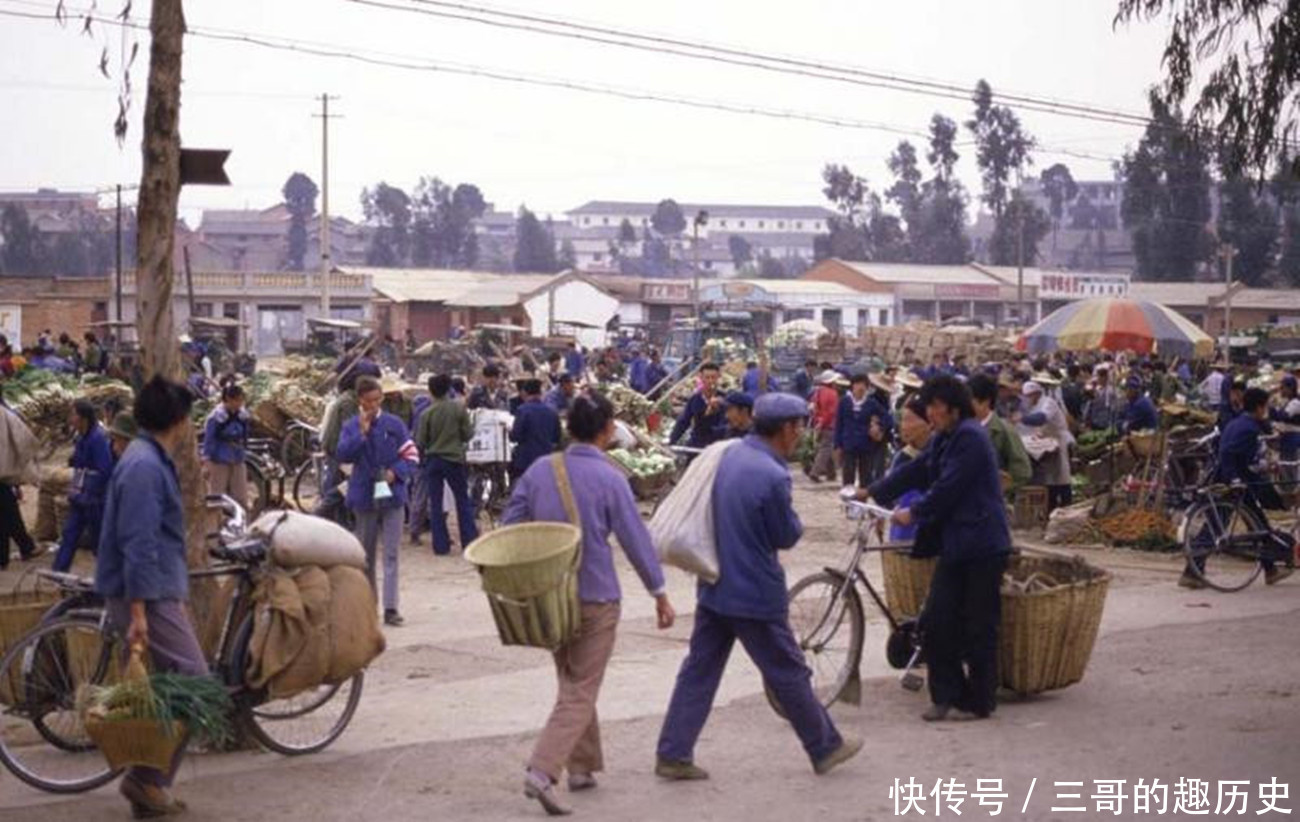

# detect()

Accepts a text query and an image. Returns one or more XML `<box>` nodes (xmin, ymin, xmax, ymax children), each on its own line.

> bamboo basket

<box><xmin>464</xmin><ymin>523</ymin><xmax>582</xmax><ymax>651</ymax></box>
<box><xmin>999</xmin><ymin>554</ymin><xmax>1110</xmax><ymax>696</ymax></box>
<box><xmin>880</xmin><ymin>550</ymin><xmax>935</xmax><ymax>619</ymax></box>
<box><xmin>0</xmin><ymin>574</ymin><xmax>59</xmax><ymax>706</ymax></box>
<box><xmin>1126</xmin><ymin>431</ymin><xmax>1162</xmax><ymax>458</ymax></box>
<box><xmin>83</xmin><ymin>647</ymin><xmax>187</xmax><ymax>771</ymax></box>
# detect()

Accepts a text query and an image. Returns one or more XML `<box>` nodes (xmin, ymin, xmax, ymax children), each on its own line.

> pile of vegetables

<box><xmin>1098</xmin><ymin>509</ymin><xmax>1176</xmax><ymax>550</ymax></box>
<box><xmin>2</xmin><ymin>370</ymin><xmax>133</xmax><ymax>451</ymax></box>
<box><xmin>608</xmin><ymin>447</ymin><xmax>675</xmax><ymax>479</ymax></box>
<box><xmin>603</xmin><ymin>383</ymin><xmax>656</xmax><ymax>426</ymax></box>
<box><xmin>82</xmin><ymin>671</ymin><xmax>234</xmax><ymax>747</ymax></box>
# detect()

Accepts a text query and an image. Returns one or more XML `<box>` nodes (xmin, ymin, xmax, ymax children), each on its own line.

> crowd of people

<box><xmin>6</xmin><ymin>324</ymin><xmax>1300</xmax><ymax>818</ymax></box>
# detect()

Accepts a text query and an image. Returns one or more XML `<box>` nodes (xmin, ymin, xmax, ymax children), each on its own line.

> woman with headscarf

<box><xmin>1017</xmin><ymin>380</ymin><xmax>1074</xmax><ymax>512</ymax></box>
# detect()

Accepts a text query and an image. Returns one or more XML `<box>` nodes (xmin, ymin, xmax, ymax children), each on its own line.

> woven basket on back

<box><xmin>0</xmin><ymin>575</ymin><xmax>59</xmax><ymax>706</ymax></box>
<box><xmin>464</xmin><ymin>522</ymin><xmax>582</xmax><ymax>651</ymax></box>
<box><xmin>880</xmin><ymin>550</ymin><xmax>935</xmax><ymax>620</ymax></box>
<box><xmin>999</xmin><ymin>554</ymin><xmax>1110</xmax><ymax>696</ymax></box>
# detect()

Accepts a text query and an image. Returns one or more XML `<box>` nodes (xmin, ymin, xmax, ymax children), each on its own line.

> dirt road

<box><xmin>2</xmin><ymin>479</ymin><xmax>1297</xmax><ymax>821</ymax></box>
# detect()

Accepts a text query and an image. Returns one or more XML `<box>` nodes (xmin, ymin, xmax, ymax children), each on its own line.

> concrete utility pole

<box><xmin>314</xmin><ymin>93</ymin><xmax>340</xmax><ymax>316</ymax></box>
<box><xmin>1221</xmin><ymin>243</ymin><xmax>1237</xmax><ymax>345</ymax></box>
<box><xmin>114</xmin><ymin>183</ymin><xmax>123</xmax><ymax>323</ymax></box>
<box><xmin>692</xmin><ymin>210</ymin><xmax>708</xmax><ymax>320</ymax></box>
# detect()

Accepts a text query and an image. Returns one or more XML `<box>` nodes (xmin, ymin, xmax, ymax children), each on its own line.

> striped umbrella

<box><xmin>1017</xmin><ymin>298</ymin><xmax>1214</xmax><ymax>359</ymax></box>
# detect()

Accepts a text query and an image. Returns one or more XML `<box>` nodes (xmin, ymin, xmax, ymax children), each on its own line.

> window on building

<box><xmin>593</xmin><ymin>252</ymin><xmax>604</xmax><ymax>262</ymax></box>
<box><xmin>778</xmin><ymin>221</ymin><xmax>785</xmax><ymax>229</ymax></box>
<box><xmin>193</xmin><ymin>302</ymin><xmax>214</xmax><ymax>318</ymax></box>
<box><xmin>583</xmin><ymin>217</ymin><xmax>591</xmax><ymax>226</ymax></box>
<box><xmin>822</xmin><ymin>308</ymin><xmax>842</xmax><ymax>334</ymax></box>
<box><xmin>719</xmin><ymin>220</ymin><xmax>727</xmax><ymax>228</ymax></box>
<box><xmin>602</xmin><ymin>217</ymin><xmax>609</xmax><ymax>225</ymax></box>
<box><xmin>223</xmin><ymin>302</ymin><xmax>240</xmax><ymax>319</ymax></box>
<box><xmin>758</xmin><ymin>221</ymin><xmax>766</xmax><ymax>229</ymax></box>
<box><xmin>738</xmin><ymin>220</ymin><xmax>746</xmax><ymax>228</ymax></box>
<box><xmin>878</xmin><ymin>308</ymin><xmax>890</xmax><ymax>326</ymax></box>
<box><xmin>785</xmin><ymin>308</ymin><xmax>815</xmax><ymax>321</ymax></box>
<box><xmin>796</xmin><ymin>221</ymin><xmax>803</xmax><ymax>229</ymax></box>
<box><xmin>857</xmin><ymin>308</ymin><xmax>871</xmax><ymax>328</ymax></box>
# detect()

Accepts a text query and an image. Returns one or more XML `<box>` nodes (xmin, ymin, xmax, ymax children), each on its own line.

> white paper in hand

<box><xmin>648</xmin><ymin>439</ymin><xmax>740</xmax><ymax>584</ymax></box>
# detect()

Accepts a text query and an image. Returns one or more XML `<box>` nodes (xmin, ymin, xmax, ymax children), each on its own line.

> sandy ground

<box><xmin>1</xmin><ymin>476</ymin><xmax>1297</xmax><ymax>821</ymax></box>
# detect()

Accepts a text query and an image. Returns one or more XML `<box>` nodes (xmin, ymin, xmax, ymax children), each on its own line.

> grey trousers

<box><xmin>354</xmin><ymin>507</ymin><xmax>402</xmax><ymax>612</ymax></box>
<box><xmin>106</xmin><ymin>598</ymin><xmax>209</xmax><ymax>789</ymax></box>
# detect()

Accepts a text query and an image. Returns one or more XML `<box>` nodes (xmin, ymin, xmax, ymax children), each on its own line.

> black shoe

<box><xmin>384</xmin><ymin>610</ymin><xmax>405</xmax><ymax>627</ymax></box>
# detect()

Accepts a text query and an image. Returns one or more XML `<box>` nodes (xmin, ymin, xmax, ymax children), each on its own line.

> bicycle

<box><xmin>0</xmin><ymin>495</ymin><xmax>364</xmax><ymax>794</ymax></box>
<box><xmin>766</xmin><ymin>499</ymin><xmax>925</xmax><ymax>717</ymax></box>
<box><xmin>1178</xmin><ymin>477</ymin><xmax>1299</xmax><ymax>592</ymax></box>
<box><xmin>290</xmin><ymin>451</ymin><xmax>353</xmax><ymax>529</ymax></box>
<box><xmin>467</xmin><ymin>462</ymin><xmax>510</xmax><ymax>533</ymax></box>
<box><xmin>280</xmin><ymin>420</ymin><xmax>321</xmax><ymax>473</ymax></box>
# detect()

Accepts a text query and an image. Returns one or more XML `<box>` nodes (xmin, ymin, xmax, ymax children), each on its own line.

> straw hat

<box><xmin>816</xmin><ymin>369</ymin><xmax>842</xmax><ymax>385</ymax></box>
<box><xmin>897</xmin><ymin>372</ymin><xmax>923</xmax><ymax>391</ymax></box>
<box><xmin>1031</xmin><ymin>371</ymin><xmax>1062</xmax><ymax>387</ymax></box>
<box><xmin>868</xmin><ymin>372</ymin><xmax>895</xmax><ymax>393</ymax></box>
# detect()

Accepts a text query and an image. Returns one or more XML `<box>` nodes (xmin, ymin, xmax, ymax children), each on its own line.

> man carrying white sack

<box><xmin>654</xmin><ymin>392</ymin><xmax>862</xmax><ymax>780</ymax></box>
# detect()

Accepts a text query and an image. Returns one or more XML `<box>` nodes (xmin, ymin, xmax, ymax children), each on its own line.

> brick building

<box><xmin>0</xmin><ymin>276</ymin><xmax>110</xmax><ymax>347</ymax></box>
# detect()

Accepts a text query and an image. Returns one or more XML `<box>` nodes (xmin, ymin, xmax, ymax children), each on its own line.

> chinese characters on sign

<box><xmin>888</xmin><ymin>777</ymin><xmax>1290</xmax><ymax>816</ymax></box>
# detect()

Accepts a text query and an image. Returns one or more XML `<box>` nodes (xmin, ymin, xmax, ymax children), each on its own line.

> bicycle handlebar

<box><xmin>843</xmin><ymin>499</ymin><xmax>892</xmax><ymax>521</ymax></box>
<box><xmin>34</xmin><ymin>569</ymin><xmax>95</xmax><ymax>592</ymax></box>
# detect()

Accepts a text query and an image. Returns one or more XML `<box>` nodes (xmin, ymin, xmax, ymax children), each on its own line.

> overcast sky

<box><xmin>0</xmin><ymin>0</ymin><xmax>1174</xmax><ymax>224</ymax></box>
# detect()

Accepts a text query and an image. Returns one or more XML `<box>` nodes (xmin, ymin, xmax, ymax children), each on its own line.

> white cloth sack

<box><xmin>250</xmin><ymin>510</ymin><xmax>367</xmax><ymax>570</ymax></box>
<box><xmin>648</xmin><ymin>440</ymin><xmax>739</xmax><ymax>583</ymax></box>
<box><xmin>0</xmin><ymin>407</ymin><xmax>40</xmax><ymax>486</ymax></box>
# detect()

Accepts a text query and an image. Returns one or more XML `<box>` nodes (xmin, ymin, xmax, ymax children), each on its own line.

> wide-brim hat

<box><xmin>1031</xmin><ymin>371</ymin><xmax>1061</xmax><ymax>387</ymax></box>
<box><xmin>816</xmin><ymin>369</ymin><xmax>841</xmax><ymax>385</ymax></box>
<box><xmin>868</xmin><ymin>372</ymin><xmax>895</xmax><ymax>393</ymax></box>
<box><xmin>897</xmin><ymin>372</ymin><xmax>923</xmax><ymax>391</ymax></box>
<box><xmin>378</xmin><ymin>374</ymin><xmax>408</xmax><ymax>394</ymax></box>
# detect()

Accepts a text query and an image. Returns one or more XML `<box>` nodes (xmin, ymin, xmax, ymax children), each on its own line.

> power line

<box><xmin>352</xmin><ymin>0</ymin><xmax>1157</xmax><ymax>129</ymax></box>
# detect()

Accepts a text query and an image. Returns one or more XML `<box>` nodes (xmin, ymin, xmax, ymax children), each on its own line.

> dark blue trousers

<box><xmin>657</xmin><ymin>605</ymin><xmax>842</xmax><ymax>764</ymax></box>
<box><xmin>52</xmin><ymin>502</ymin><xmax>100</xmax><ymax>573</ymax></box>
<box><xmin>425</xmin><ymin>457</ymin><xmax>477</xmax><ymax>555</ymax></box>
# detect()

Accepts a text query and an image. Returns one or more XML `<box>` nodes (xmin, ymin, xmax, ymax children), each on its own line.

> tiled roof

<box><xmin>834</xmin><ymin>261</ymin><xmax>1001</xmax><ymax>287</ymax></box>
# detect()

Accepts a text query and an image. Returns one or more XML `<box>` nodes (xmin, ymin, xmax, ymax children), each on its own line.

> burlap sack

<box><xmin>325</xmin><ymin>566</ymin><xmax>385</xmax><ymax>684</ymax></box>
<box><xmin>247</xmin><ymin>566</ymin><xmax>333</xmax><ymax>699</ymax></box>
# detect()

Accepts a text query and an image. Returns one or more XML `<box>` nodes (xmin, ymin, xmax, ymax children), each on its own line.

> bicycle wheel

<box><xmin>1182</xmin><ymin>496</ymin><xmax>1266</xmax><ymax>592</ymax></box>
<box><xmin>280</xmin><ymin>427</ymin><xmax>314</xmax><ymax>472</ymax></box>
<box><xmin>292</xmin><ymin>457</ymin><xmax>324</xmax><ymax>514</ymax></box>
<box><xmin>0</xmin><ymin>617</ymin><xmax>123</xmax><ymax>794</ymax></box>
<box><xmin>245</xmin><ymin>460</ymin><xmax>270</xmax><ymax>518</ymax></box>
<box><xmin>230</xmin><ymin>619</ymin><xmax>363</xmax><ymax>755</ymax></box>
<box><xmin>766</xmin><ymin>571</ymin><xmax>864</xmax><ymax>716</ymax></box>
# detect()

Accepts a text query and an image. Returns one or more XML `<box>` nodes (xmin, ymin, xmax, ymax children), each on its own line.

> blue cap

<box><xmin>724</xmin><ymin>391</ymin><xmax>754</xmax><ymax>409</ymax></box>
<box><xmin>753</xmin><ymin>392</ymin><xmax>808</xmax><ymax>422</ymax></box>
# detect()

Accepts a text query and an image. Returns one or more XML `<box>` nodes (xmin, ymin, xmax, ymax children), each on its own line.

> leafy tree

<box><xmin>281</xmin><ymin>172</ymin><xmax>318</xmax><ymax>271</ymax></box>
<box><xmin>966</xmin><ymin>80</ymin><xmax>1036</xmax><ymax>219</ymax></box>
<box><xmin>819</xmin><ymin>163</ymin><xmax>911</xmax><ymax>262</ymax></box>
<box><xmin>886</xmin><ymin>140</ymin><xmax>924</xmax><ymax>230</ymax></box>
<box><xmin>1216</xmin><ymin>176</ymin><xmax>1279</xmax><ymax>286</ymax></box>
<box><xmin>756</xmin><ymin>252</ymin><xmax>788</xmax><ymax>279</ymax></box>
<box><xmin>513</xmin><ymin>207</ymin><xmax>559</xmax><ymax>273</ymax></box>
<box><xmin>642</xmin><ymin>236</ymin><xmax>672</xmax><ymax>276</ymax></box>
<box><xmin>361</xmin><ymin>183</ymin><xmax>412</xmax><ymax>266</ymax></box>
<box><xmin>988</xmin><ymin>194</ymin><xmax>1052</xmax><ymax>266</ymax></box>
<box><xmin>912</xmin><ymin>115</ymin><xmax>971</xmax><ymax>264</ymax></box>
<box><xmin>618</xmin><ymin>218</ymin><xmax>638</xmax><ymax>245</ymax></box>
<box><xmin>410</xmin><ymin>178</ymin><xmax>487</xmax><ymax>268</ymax></box>
<box><xmin>1039</xmin><ymin>163</ymin><xmax>1078</xmax><ymax>252</ymax></box>
<box><xmin>1115</xmin><ymin>0</ymin><xmax>1300</xmax><ymax>180</ymax></box>
<box><xmin>558</xmin><ymin>240</ymin><xmax>577</xmax><ymax>271</ymax></box>
<box><xmin>0</xmin><ymin>204</ymin><xmax>45</xmax><ymax>275</ymax></box>
<box><xmin>650</xmin><ymin>199</ymin><xmax>687</xmax><ymax>236</ymax></box>
<box><xmin>728</xmin><ymin>234</ymin><xmax>753</xmax><ymax>267</ymax></box>
<box><xmin>1121</xmin><ymin>93</ymin><xmax>1216</xmax><ymax>281</ymax></box>
<box><xmin>1279</xmin><ymin>204</ymin><xmax>1300</xmax><ymax>286</ymax></box>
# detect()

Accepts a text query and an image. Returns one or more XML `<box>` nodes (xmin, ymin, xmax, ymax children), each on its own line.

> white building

<box><xmin>698</xmin><ymin>279</ymin><xmax>893</xmax><ymax>337</ymax></box>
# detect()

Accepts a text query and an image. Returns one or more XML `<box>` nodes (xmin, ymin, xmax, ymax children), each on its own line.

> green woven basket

<box><xmin>465</xmin><ymin>522</ymin><xmax>583</xmax><ymax>651</ymax></box>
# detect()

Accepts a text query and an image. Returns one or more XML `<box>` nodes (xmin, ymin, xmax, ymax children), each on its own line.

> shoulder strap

<box><xmin>549</xmin><ymin>452</ymin><xmax>580</xmax><ymax>527</ymax></box>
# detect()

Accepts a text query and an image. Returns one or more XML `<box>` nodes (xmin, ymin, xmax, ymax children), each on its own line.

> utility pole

<box><xmin>114</xmin><ymin>184</ymin><xmax>123</xmax><ymax>323</ymax></box>
<box><xmin>1015</xmin><ymin>203</ymin><xmax>1025</xmax><ymax>326</ymax></box>
<box><xmin>1221</xmin><ymin>243</ymin><xmax>1237</xmax><ymax>347</ymax></box>
<box><xmin>314</xmin><ymin>93</ymin><xmax>340</xmax><ymax>316</ymax></box>
<box><xmin>692</xmin><ymin>210</ymin><xmax>708</xmax><ymax>320</ymax></box>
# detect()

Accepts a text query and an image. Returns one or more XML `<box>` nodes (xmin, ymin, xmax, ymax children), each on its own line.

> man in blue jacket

<box><xmin>669</xmin><ymin>362</ymin><xmax>727</xmax><ymax>449</ymax></box>
<box><xmin>741</xmin><ymin>361</ymin><xmax>778</xmax><ymax>397</ymax></box>
<box><xmin>1182</xmin><ymin>387</ymin><xmax>1294</xmax><ymax>588</ymax></box>
<box><xmin>543</xmin><ymin>373</ymin><xmax>576</xmax><ymax>415</ymax></box>
<box><xmin>642</xmin><ymin>349</ymin><xmax>668</xmax><ymax>395</ymax></box>
<box><xmin>656</xmin><ymin>393</ymin><xmax>861</xmax><ymax>780</ymax></box>
<box><xmin>1120</xmin><ymin>375</ymin><xmax>1160</xmax><ymax>433</ymax></box>
<box><xmin>627</xmin><ymin>348</ymin><xmax>649</xmax><ymax>394</ymax></box>
<box><xmin>202</xmin><ymin>383</ymin><xmax>250</xmax><ymax>510</ymax></box>
<box><xmin>834</xmin><ymin>374</ymin><xmax>893</xmax><ymax>490</ymax></box>
<box><xmin>509</xmin><ymin>379</ymin><xmax>562</xmax><ymax>481</ymax></box>
<box><xmin>52</xmin><ymin>400</ymin><xmax>114</xmax><ymax>572</ymax></box>
<box><xmin>869</xmin><ymin>375</ymin><xmax>1012</xmax><ymax>721</ymax></box>
<box><xmin>337</xmin><ymin>375</ymin><xmax>420</xmax><ymax>626</ymax></box>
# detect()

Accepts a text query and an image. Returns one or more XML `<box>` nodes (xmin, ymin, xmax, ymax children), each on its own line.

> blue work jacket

<box><xmin>698</xmin><ymin>437</ymin><xmax>802</xmax><ymax>621</ymax></box>
<box><xmin>869</xmin><ymin>418</ymin><xmax>1011</xmax><ymax>562</ymax></box>
<box><xmin>69</xmin><ymin>423</ymin><xmax>114</xmax><ymax>508</ymax></box>
<box><xmin>1215</xmin><ymin>413</ymin><xmax>1268</xmax><ymax>487</ymax></box>
<box><xmin>95</xmin><ymin>435</ymin><xmax>188</xmax><ymax>602</ymax></box>
<box><xmin>670</xmin><ymin>391</ymin><xmax>726</xmax><ymax>449</ymax></box>
<box><xmin>1122</xmin><ymin>395</ymin><xmax>1160</xmax><ymax>433</ymax></box>
<box><xmin>510</xmin><ymin>399</ymin><xmax>562</xmax><ymax>475</ymax></box>
<box><xmin>834</xmin><ymin>394</ymin><xmax>893</xmax><ymax>453</ymax></box>
<box><xmin>336</xmin><ymin>412</ymin><xmax>417</xmax><ymax>512</ymax></box>
<box><xmin>202</xmin><ymin>406</ymin><xmax>249</xmax><ymax>465</ymax></box>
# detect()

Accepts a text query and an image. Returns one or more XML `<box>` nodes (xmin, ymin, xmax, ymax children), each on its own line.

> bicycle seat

<box><xmin>209</xmin><ymin>538</ymin><xmax>269</xmax><ymax>565</ymax></box>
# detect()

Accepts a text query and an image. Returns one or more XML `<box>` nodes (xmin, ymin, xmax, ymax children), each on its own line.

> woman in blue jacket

<box><xmin>52</xmin><ymin>400</ymin><xmax>114</xmax><ymax>572</ymax></box>
<box><xmin>869</xmin><ymin>375</ymin><xmax>1012</xmax><ymax>722</ymax></box>
<box><xmin>202</xmin><ymin>382</ymin><xmax>250</xmax><ymax>509</ymax></box>
<box><xmin>834</xmin><ymin>374</ymin><xmax>893</xmax><ymax>490</ymax></box>
<box><xmin>337</xmin><ymin>375</ymin><xmax>419</xmax><ymax>627</ymax></box>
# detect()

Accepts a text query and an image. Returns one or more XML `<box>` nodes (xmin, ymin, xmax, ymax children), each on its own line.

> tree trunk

<box><xmin>134</xmin><ymin>0</ymin><xmax>223</xmax><ymax>654</ymax></box>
